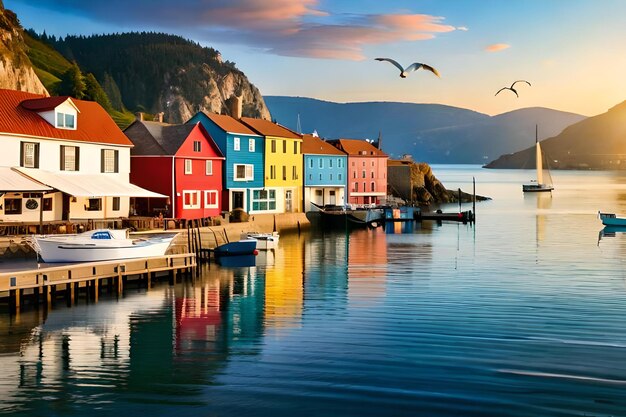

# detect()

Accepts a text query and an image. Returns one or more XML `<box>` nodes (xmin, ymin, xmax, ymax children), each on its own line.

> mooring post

<box><xmin>93</xmin><ymin>279</ymin><xmax>99</xmax><ymax>302</ymax></box>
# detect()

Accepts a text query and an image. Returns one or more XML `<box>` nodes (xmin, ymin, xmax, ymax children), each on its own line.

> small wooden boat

<box><xmin>418</xmin><ymin>210</ymin><xmax>474</xmax><ymax>224</ymax></box>
<box><xmin>213</xmin><ymin>239</ymin><xmax>258</xmax><ymax>257</ymax></box>
<box><xmin>240</xmin><ymin>232</ymin><xmax>279</xmax><ymax>250</ymax></box>
<box><xmin>598</xmin><ymin>212</ymin><xmax>626</xmax><ymax>227</ymax></box>
<box><xmin>308</xmin><ymin>203</ymin><xmax>384</xmax><ymax>227</ymax></box>
<box><xmin>28</xmin><ymin>229</ymin><xmax>176</xmax><ymax>263</ymax></box>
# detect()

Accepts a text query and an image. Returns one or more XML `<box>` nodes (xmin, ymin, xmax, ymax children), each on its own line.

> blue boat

<box><xmin>598</xmin><ymin>212</ymin><xmax>626</xmax><ymax>227</ymax></box>
<box><xmin>213</xmin><ymin>239</ymin><xmax>258</xmax><ymax>257</ymax></box>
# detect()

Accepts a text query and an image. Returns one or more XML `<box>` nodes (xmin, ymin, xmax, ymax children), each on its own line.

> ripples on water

<box><xmin>3</xmin><ymin>167</ymin><xmax>626</xmax><ymax>416</ymax></box>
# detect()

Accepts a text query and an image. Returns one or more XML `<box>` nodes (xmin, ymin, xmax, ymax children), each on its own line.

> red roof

<box><xmin>240</xmin><ymin>117</ymin><xmax>301</xmax><ymax>139</ymax></box>
<box><xmin>0</xmin><ymin>89</ymin><xmax>132</xmax><ymax>146</ymax></box>
<box><xmin>329</xmin><ymin>138</ymin><xmax>387</xmax><ymax>157</ymax></box>
<box><xmin>201</xmin><ymin>111</ymin><xmax>259</xmax><ymax>136</ymax></box>
<box><xmin>301</xmin><ymin>134</ymin><xmax>346</xmax><ymax>155</ymax></box>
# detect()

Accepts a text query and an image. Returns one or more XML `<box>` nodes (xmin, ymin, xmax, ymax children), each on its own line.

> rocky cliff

<box><xmin>0</xmin><ymin>1</ymin><xmax>47</xmax><ymax>95</ymax></box>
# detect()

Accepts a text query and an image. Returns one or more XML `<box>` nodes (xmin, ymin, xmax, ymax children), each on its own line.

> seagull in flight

<box><xmin>375</xmin><ymin>58</ymin><xmax>440</xmax><ymax>78</ymax></box>
<box><xmin>495</xmin><ymin>80</ymin><xmax>531</xmax><ymax>98</ymax></box>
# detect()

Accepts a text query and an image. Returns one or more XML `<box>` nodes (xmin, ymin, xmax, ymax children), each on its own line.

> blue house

<box><xmin>301</xmin><ymin>134</ymin><xmax>348</xmax><ymax>210</ymax></box>
<box><xmin>187</xmin><ymin>111</ymin><xmax>264</xmax><ymax>212</ymax></box>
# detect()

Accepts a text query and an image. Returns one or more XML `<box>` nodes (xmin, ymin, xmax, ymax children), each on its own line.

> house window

<box><xmin>249</xmin><ymin>138</ymin><xmax>255</xmax><ymax>152</ymax></box>
<box><xmin>252</xmin><ymin>189</ymin><xmax>276</xmax><ymax>211</ymax></box>
<box><xmin>293</xmin><ymin>142</ymin><xmax>298</xmax><ymax>154</ymax></box>
<box><xmin>21</xmin><ymin>142</ymin><xmax>39</xmax><ymax>168</ymax></box>
<box><xmin>329</xmin><ymin>159</ymin><xmax>333</xmax><ymax>168</ymax></box>
<box><xmin>363</xmin><ymin>182</ymin><xmax>366</xmax><ymax>192</ymax></box>
<box><xmin>292</xmin><ymin>165</ymin><xmax>298</xmax><ymax>180</ymax></box>
<box><xmin>371</xmin><ymin>171</ymin><xmax>375</xmax><ymax>178</ymax></box>
<box><xmin>234</xmin><ymin>164</ymin><xmax>254</xmax><ymax>181</ymax></box>
<box><xmin>309</xmin><ymin>174</ymin><xmax>312</xmax><ymax>180</ymax></box>
<box><xmin>353</xmin><ymin>171</ymin><xmax>356</xmax><ymax>179</ymax></box>
<box><xmin>371</xmin><ymin>182</ymin><xmax>375</xmax><ymax>192</ymax></box>
<box><xmin>270</xmin><ymin>165</ymin><xmax>276</xmax><ymax>180</ymax></box>
<box><xmin>86</xmin><ymin>198</ymin><xmax>102</xmax><ymax>211</ymax></box>
<box><xmin>309</xmin><ymin>159</ymin><xmax>313</xmax><ymax>168</ymax></box>
<box><xmin>283</xmin><ymin>140</ymin><xmax>287</xmax><ymax>153</ymax></box>
<box><xmin>319</xmin><ymin>173</ymin><xmax>322</xmax><ymax>180</ymax></box>
<box><xmin>352</xmin><ymin>161</ymin><xmax>355</xmax><ymax>166</ymax></box>
<box><xmin>185</xmin><ymin>159</ymin><xmax>193</xmax><ymax>174</ymax></box>
<box><xmin>60</xmin><ymin>145</ymin><xmax>79</xmax><ymax>171</ymax></box>
<box><xmin>338</xmin><ymin>159</ymin><xmax>342</xmax><ymax>168</ymax></box>
<box><xmin>234</xmin><ymin>137</ymin><xmax>240</xmax><ymax>151</ymax></box>
<box><xmin>4</xmin><ymin>198</ymin><xmax>21</xmax><ymax>215</ymax></box>
<box><xmin>101</xmin><ymin>149</ymin><xmax>118</xmax><ymax>173</ymax></box>
<box><xmin>330</xmin><ymin>173</ymin><xmax>333</xmax><ymax>181</ymax></box>
<box><xmin>354</xmin><ymin>183</ymin><xmax>358</xmax><ymax>192</ymax></box>
<box><xmin>319</xmin><ymin>159</ymin><xmax>323</xmax><ymax>169</ymax></box>
<box><xmin>338</xmin><ymin>174</ymin><xmax>343</xmax><ymax>181</ymax></box>
<box><xmin>363</xmin><ymin>161</ymin><xmax>366</xmax><ymax>166</ymax></box>
<box><xmin>204</xmin><ymin>190</ymin><xmax>218</xmax><ymax>208</ymax></box>
<box><xmin>183</xmin><ymin>190</ymin><xmax>201</xmax><ymax>209</ymax></box>
<box><xmin>112</xmin><ymin>197</ymin><xmax>121</xmax><ymax>211</ymax></box>
<box><xmin>43</xmin><ymin>198</ymin><xmax>53</xmax><ymax>211</ymax></box>
<box><xmin>56</xmin><ymin>111</ymin><xmax>75</xmax><ymax>129</ymax></box>
<box><xmin>193</xmin><ymin>141</ymin><xmax>201</xmax><ymax>152</ymax></box>
<box><xmin>206</xmin><ymin>160</ymin><xmax>213</xmax><ymax>175</ymax></box>
<box><xmin>271</xmin><ymin>140</ymin><xmax>276</xmax><ymax>153</ymax></box>
<box><xmin>282</xmin><ymin>166</ymin><xmax>287</xmax><ymax>181</ymax></box>
<box><xmin>362</xmin><ymin>170</ymin><xmax>366</xmax><ymax>178</ymax></box>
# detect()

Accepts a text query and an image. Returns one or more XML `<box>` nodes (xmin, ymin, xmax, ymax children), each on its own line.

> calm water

<box><xmin>3</xmin><ymin>166</ymin><xmax>626</xmax><ymax>416</ymax></box>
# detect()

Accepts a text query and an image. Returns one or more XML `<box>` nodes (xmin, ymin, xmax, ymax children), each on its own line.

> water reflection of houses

<box><xmin>303</xmin><ymin>231</ymin><xmax>349</xmax><ymax>309</ymax></box>
<box><xmin>347</xmin><ymin>229</ymin><xmax>388</xmax><ymax>305</ymax></box>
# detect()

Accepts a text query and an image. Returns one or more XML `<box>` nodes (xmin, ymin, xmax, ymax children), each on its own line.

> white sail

<box><xmin>536</xmin><ymin>141</ymin><xmax>543</xmax><ymax>185</ymax></box>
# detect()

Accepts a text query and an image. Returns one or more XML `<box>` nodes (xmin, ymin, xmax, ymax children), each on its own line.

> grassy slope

<box><xmin>24</xmin><ymin>33</ymin><xmax>135</xmax><ymax>128</ymax></box>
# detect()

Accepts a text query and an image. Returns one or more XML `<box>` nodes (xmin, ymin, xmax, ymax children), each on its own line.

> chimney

<box><xmin>155</xmin><ymin>112</ymin><xmax>164</xmax><ymax>123</ymax></box>
<box><xmin>135</xmin><ymin>112</ymin><xmax>144</xmax><ymax>121</ymax></box>
<box><xmin>229</xmin><ymin>96</ymin><xmax>242</xmax><ymax>119</ymax></box>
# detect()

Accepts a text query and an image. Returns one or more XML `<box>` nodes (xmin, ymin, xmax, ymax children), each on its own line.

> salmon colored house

<box><xmin>327</xmin><ymin>139</ymin><xmax>388</xmax><ymax>206</ymax></box>
<box><xmin>124</xmin><ymin>120</ymin><xmax>224</xmax><ymax>220</ymax></box>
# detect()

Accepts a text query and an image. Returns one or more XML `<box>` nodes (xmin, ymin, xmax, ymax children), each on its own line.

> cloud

<box><xmin>456</xmin><ymin>26</ymin><xmax>469</xmax><ymax>31</ymax></box>
<box><xmin>16</xmin><ymin>0</ymin><xmax>462</xmax><ymax>60</ymax></box>
<box><xmin>485</xmin><ymin>43</ymin><xmax>511</xmax><ymax>52</ymax></box>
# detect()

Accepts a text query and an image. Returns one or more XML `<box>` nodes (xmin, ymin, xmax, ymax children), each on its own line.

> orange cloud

<box><xmin>374</xmin><ymin>14</ymin><xmax>456</xmax><ymax>33</ymax></box>
<box><xmin>485</xmin><ymin>43</ymin><xmax>511</xmax><ymax>52</ymax></box>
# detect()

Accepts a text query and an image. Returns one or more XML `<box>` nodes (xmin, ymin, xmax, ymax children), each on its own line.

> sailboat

<box><xmin>522</xmin><ymin>125</ymin><xmax>554</xmax><ymax>193</ymax></box>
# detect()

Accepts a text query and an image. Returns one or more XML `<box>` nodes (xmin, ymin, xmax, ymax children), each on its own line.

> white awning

<box><xmin>14</xmin><ymin>168</ymin><xmax>167</xmax><ymax>198</ymax></box>
<box><xmin>0</xmin><ymin>166</ymin><xmax>53</xmax><ymax>192</ymax></box>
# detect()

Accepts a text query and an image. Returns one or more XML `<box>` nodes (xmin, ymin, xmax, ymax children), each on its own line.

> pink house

<box><xmin>327</xmin><ymin>139</ymin><xmax>388</xmax><ymax>206</ymax></box>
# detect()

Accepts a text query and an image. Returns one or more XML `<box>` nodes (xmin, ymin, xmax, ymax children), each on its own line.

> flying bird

<box><xmin>495</xmin><ymin>80</ymin><xmax>531</xmax><ymax>98</ymax></box>
<box><xmin>375</xmin><ymin>58</ymin><xmax>440</xmax><ymax>78</ymax></box>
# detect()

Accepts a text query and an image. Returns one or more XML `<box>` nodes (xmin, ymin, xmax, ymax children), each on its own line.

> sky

<box><xmin>6</xmin><ymin>0</ymin><xmax>626</xmax><ymax>117</ymax></box>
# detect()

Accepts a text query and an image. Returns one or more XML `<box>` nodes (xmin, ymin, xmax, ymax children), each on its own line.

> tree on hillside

<box><xmin>58</xmin><ymin>62</ymin><xmax>85</xmax><ymax>99</ymax></box>
<box><xmin>84</xmin><ymin>73</ymin><xmax>112</xmax><ymax>110</ymax></box>
<box><xmin>102</xmin><ymin>72</ymin><xmax>124</xmax><ymax>111</ymax></box>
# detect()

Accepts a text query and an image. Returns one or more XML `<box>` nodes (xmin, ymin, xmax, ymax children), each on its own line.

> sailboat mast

<box><xmin>535</xmin><ymin>125</ymin><xmax>543</xmax><ymax>184</ymax></box>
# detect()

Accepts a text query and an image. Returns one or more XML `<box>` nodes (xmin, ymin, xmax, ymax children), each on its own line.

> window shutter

<box><xmin>60</xmin><ymin>146</ymin><xmax>65</xmax><ymax>170</ymax></box>
<box><xmin>20</xmin><ymin>142</ymin><xmax>24</xmax><ymax>167</ymax></box>
<box><xmin>34</xmin><ymin>143</ymin><xmax>40</xmax><ymax>168</ymax></box>
<box><xmin>76</xmin><ymin>147</ymin><xmax>80</xmax><ymax>171</ymax></box>
<box><xmin>101</xmin><ymin>149</ymin><xmax>105</xmax><ymax>173</ymax></box>
<box><xmin>114</xmin><ymin>150</ymin><xmax>119</xmax><ymax>173</ymax></box>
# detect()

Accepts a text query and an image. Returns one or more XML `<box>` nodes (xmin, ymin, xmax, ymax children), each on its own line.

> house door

<box><xmin>62</xmin><ymin>193</ymin><xmax>70</xmax><ymax>221</ymax></box>
<box><xmin>232</xmin><ymin>191</ymin><xmax>244</xmax><ymax>210</ymax></box>
<box><xmin>285</xmin><ymin>190</ymin><xmax>293</xmax><ymax>212</ymax></box>
<box><xmin>314</xmin><ymin>189</ymin><xmax>323</xmax><ymax>205</ymax></box>
<box><xmin>329</xmin><ymin>190</ymin><xmax>336</xmax><ymax>205</ymax></box>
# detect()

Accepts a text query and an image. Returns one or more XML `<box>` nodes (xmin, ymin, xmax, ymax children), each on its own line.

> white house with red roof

<box><xmin>0</xmin><ymin>89</ymin><xmax>162</xmax><ymax>224</ymax></box>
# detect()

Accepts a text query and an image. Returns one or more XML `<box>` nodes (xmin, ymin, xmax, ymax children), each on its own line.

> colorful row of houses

<box><xmin>0</xmin><ymin>89</ymin><xmax>389</xmax><ymax>224</ymax></box>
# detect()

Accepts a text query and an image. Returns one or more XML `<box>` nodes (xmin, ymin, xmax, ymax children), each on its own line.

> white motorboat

<box><xmin>28</xmin><ymin>229</ymin><xmax>176</xmax><ymax>263</ymax></box>
<box><xmin>240</xmin><ymin>232</ymin><xmax>279</xmax><ymax>250</ymax></box>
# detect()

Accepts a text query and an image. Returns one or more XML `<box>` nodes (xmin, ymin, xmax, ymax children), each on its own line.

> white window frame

<box><xmin>184</xmin><ymin>159</ymin><xmax>193</xmax><ymax>175</ymax></box>
<box><xmin>205</xmin><ymin>160</ymin><xmax>213</xmax><ymax>175</ymax></box>
<box><xmin>22</xmin><ymin>142</ymin><xmax>37</xmax><ymax>168</ymax></box>
<box><xmin>248</xmin><ymin>138</ymin><xmax>255</xmax><ymax>152</ymax></box>
<box><xmin>234</xmin><ymin>137</ymin><xmax>240</xmax><ymax>151</ymax></box>
<box><xmin>61</xmin><ymin>145</ymin><xmax>78</xmax><ymax>171</ymax></box>
<box><xmin>102</xmin><ymin>149</ymin><xmax>117</xmax><ymax>173</ymax></box>
<box><xmin>234</xmin><ymin>164</ymin><xmax>254</xmax><ymax>181</ymax></box>
<box><xmin>182</xmin><ymin>190</ymin><xmax>201</xmax><ymax>209</ymax></box>
<box><xmin>204</xmin><ymin>190</ymin><xmax>219</xmax><ymax>208</ymax></box>
<box><xmin>56</xmin><ymin>111</ymin><xmax>76</xmax><ymax>129</ymax></box>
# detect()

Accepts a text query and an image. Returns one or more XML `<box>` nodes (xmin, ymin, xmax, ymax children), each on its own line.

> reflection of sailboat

<box><xmin>523</xmin><ymin>125</ymin><xmax>554</xmax><ymax>193</ymax></box>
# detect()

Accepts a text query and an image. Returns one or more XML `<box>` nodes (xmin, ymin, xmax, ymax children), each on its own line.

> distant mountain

<box><xmin>486</xmin><ymin>101</ymin><xmax>626</xmax><ymax>169</ymax></box>
<box><xmin>265</xmin><ymin>96</ymin><xmax>586</xmax><ymax>163</ymax></box>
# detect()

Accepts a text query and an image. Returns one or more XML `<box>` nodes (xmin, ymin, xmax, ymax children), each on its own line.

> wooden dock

<box><xmin>0</xmin><ymin>253</ymin><xmax>196</xmax><ymax>314</ymax></box>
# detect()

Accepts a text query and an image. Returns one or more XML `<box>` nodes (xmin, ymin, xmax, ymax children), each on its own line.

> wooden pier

<box><xmin>0</xmin><ymin>253</ymin><xmax>196</xmax><ymax>314</ymax></box>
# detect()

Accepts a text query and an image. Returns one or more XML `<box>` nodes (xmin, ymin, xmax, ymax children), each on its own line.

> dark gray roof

<box><xmin>124</xmin><ymin>120</ymin><xmax>197</xmax><ymax>155</ymax></box>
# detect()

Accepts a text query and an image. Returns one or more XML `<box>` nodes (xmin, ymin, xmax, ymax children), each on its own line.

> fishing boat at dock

<box><xmin>307</xmin><ymin>203</ymin><xmax>384</xmax><ymax>227</ymax></box>
<box><xmin>28</xmin><ymin>229</ymin><xmax>176</xmax><ymax>263</ymax></box>
<box><xmin>213</xmin><ymin>239</ymin><xmax>258</xmax><ymax>257</ymax></box>
<box><xmin>240</xmin><ymin>232</ymin><xmax>279</xmax><ymax>250</ymax></box>
<box><xmin>598</xmin><ymin>212</ymin><xmax>626</xmax><ymax>227</ymax></box>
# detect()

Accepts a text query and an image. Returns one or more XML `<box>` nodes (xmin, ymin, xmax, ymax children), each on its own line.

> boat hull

<box><xmin>34</xmin><ymin>237</ymin><xmax>175</xmax><ymax>263</ymax></box>
<box><xmin>522</xmin><ymin>184</ymin><xmax>554</xmax><ymax>192</ymax></box>
<box><xmin>599</xmin><ymin>213</ymin><xmax>626</xmax><ymax>227</ymax></box>
<box><xmin>214</xmin><ymin>239</ymin><xmax>258</xmax><ymax>256</ymax></box>
<box><xmin>241</xmin><ymin>232</ymin><xmax>279</xmax><ymax>250</ymax></box>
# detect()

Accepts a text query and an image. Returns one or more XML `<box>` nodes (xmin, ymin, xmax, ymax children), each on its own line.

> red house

<box><xmin>124</xmin><ymin>119</ymin><xmax>224</xmax><ymax>220</ymax></box>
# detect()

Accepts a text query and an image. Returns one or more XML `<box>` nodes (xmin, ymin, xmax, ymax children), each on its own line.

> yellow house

<box><xmin>240</xmin><ymin>117</ymin><xmax>303</xmax><ymax>213</ymax></box>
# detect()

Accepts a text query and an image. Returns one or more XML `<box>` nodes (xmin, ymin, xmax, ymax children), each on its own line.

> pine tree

<box><xmin>58</xmin><ymin>62</ymin><xmax>85</xmax><ymax>99</ymax></box>
<box><xmin>84</xmin><ymin>73</ymin><xmax>112</xmax><ymax>110</ymax></box>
